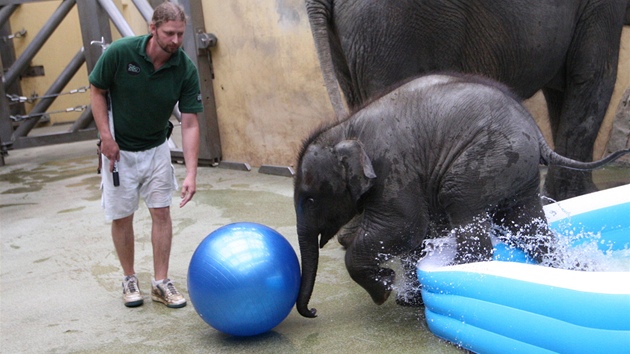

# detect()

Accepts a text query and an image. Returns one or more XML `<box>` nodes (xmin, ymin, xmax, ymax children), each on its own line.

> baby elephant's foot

<box><xmin>452</xmin><ymin>240</ymin><xmax>493</xmax><ymax>265</ymax></box>
<box><xmin>354</xmin><ymin>267</ymin><xmax>395</xmax><ymax>305</ymax></box>
<box><xmin>452</xmin><ymin>252</ymin><xmax>492</xmax><ymax>265</ymax></box>
<box><xmin>396</xmin><ymin>291</ymin><xmax>423</xmax><ymax>307</ymax></box>
<box><xmin>395</xmin><ymin>272</ymin><xmax>423</xmax><ymax>307</ymax></box>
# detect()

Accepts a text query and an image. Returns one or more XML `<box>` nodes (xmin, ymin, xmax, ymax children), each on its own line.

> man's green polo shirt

<box><xmin>89</xmin><ymin>35</ymin><xmax>203</xmax><ymax>151</ymax></box>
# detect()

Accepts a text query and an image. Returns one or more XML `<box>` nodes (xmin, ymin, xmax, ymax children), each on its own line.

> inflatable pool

<box><xmin>417</xmin><ymin>184</ymin><xmax>630</xmax><ymax>354</ymax></box>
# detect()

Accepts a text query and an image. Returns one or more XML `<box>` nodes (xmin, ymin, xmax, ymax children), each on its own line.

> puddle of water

<box><xmin>1</xmin><ymin>155</ymin><xmax>96</xmax><ymax>194</ymax></box>
<box><xmin>194</xmin><ymin>189</ymin><xmax>295</xmax><ymax>227</ymax></box>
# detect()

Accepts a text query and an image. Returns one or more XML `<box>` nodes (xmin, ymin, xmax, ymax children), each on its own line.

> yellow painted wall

<box><xmin>9</xmin><ymin>1</ymin><xmax>630</xmax><ymax>167</ymax></box>
<box><xmin>201</xmin><ymin>0</ymin><xmax>331</xmax><ymax>166</ymax></box>
<box><xmin>10</xmin><ymin>1</ymin><xmax>88</xmax><ymax>125</ymax></box>
<box><xmin>202</xmin><ymin>0</ymin><xmax>629</xmax><ymax>166</ymax></box>
<box><xmin>8</xmin><ymin>0</ymin><xmax>150</xmax><ymax>127</ymax></box>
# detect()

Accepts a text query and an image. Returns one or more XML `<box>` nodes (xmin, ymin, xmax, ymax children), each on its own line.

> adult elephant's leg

<box><xmin>542</xmin><ymin>87</ymin><xmax>563</xmax><ymax>141</ymax></box>
<box><xmin>540</xmin><ymin>87</ymin><xmax>596</xmax><ymax>203</ymax></box>
<box><xmin>544</xmin><ymin>7</ymin><xmax>624</xmax><ymax>200</ymax></box>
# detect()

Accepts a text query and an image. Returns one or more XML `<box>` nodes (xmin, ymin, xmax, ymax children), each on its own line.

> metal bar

<box><xmin>0</xmin><ymin>59</ymin><xmax>13</xmax><ymax>150</ymax></box>
<box><xmin>76</xmin><ymin>0</ymin><xmax>112</xmax><ymax>72</ymax></box>
<box><xmin>218</xmin><ymin>161</ymin><xmax>251</xmax><ymax>171</ymax></box>
<box><xmin>0</xmin><ymin>1</ymin><xmax>59</xmax><ymax>4</ymax></box>
<box><xmin>96</xmin><ymin>0</ymin><xmax>135</xmax><ymax>37</ymax></box>
<box><xmin>1</xmin><ymin>3</ymin><xmax>26</xmax><ymax>121</ymax></box>
<box><xmin>131</xmin><ymin>0</ymin><xmax>153</xmax><ymax>23</ymax></box>
<box><xmin>53</xmin><ymin>0</ymin><xmax>111</xmax><ymax>147</ymax></box>
<box><xmin>0</xmin><ymin>4</ymin><xmax>18</xmax><ymax>28</ymax></box>
<box><xmin>69</xmin><ymin>105</ymin><xmax>94</xmax><ymax>132</ymax></box>
<box><xmin>175</xmin><ymin>0</ymin><xmax>222</xmax><ymax>163</ymax></box>
<box><xmin>3</xmin><ymin>0</ymin><xmax>76</xmax><ymax>89</ymax></box>
<box><xmin>171</xmin><ymin>149</ymin><xmax>221</xmax><ymax>167</ymax></box>
<box><xmin>12</xmin><ymin>48</ymin><xmax>86</xmax><ymax>138</ymax></box>
<box><xmin>259</xmin><ymin>165</ymin><xmax>295</xmax><ymax>177</ymax></box>
<box><xmin>12</xmin><ymin>129</ymin><xmax>97</xmax><ymax>149</ymax></box>
<box><xmin>175</xmin><ymin>0</ymin><xmax>197</xmax><ymax>60</ymax></box>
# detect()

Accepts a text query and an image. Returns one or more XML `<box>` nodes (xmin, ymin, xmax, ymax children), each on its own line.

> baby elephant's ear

<box><xmin>334</xmin><ymin>140</ymin><xmax>376</xmax><ymax>201</ymax></box>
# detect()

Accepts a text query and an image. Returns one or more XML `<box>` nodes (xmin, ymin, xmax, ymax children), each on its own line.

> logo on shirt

<box><xmin>197</xmin><ymin>93</ymin><xmax>202</xmax><ymax>102</ymax></box>
<box><xmin>127</xmin><ymin>62</ymin><xmax>141</xmax><ymax>75</ymax></box>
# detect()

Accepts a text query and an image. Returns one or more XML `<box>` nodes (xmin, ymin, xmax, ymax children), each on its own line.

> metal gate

<box><xmin>0</xmin><ymin>0</ymin><xmax>221</xmax><ymax>166</ymax></box>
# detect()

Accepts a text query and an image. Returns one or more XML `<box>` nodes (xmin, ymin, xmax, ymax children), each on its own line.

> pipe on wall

<box><xmin>96</xmin><ymin>0</ymin><xmax>135</xmax><ymax>37</ymax></box>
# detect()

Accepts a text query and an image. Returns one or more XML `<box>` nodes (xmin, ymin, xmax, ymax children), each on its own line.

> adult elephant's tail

<box><xmin>306</xmin><ymin>0</ymin><xmax>350</xmax><ymax>120</ymax></box>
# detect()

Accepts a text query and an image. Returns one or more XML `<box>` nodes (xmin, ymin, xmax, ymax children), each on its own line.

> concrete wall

<box><xmin>10</xmin><ymin>1</ymin><xmax>630</xmax><ymax>167</ymax></box>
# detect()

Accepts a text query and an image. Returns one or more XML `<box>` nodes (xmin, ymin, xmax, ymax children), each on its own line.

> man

<box><xmin>89</xmin><ymin>2</ymin><xmax>202</xmax><ymax>308</ymax></box>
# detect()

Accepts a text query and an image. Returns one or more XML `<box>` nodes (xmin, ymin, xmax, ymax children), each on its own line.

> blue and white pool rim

<box><xmin>417</xmin><ymin>183</ymin><xmax>630</xmax><ymax>354</ymax></box>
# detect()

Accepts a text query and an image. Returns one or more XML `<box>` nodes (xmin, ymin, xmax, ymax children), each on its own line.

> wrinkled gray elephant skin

<box><xmin>293</xmin><ymin>74</ymin><xmax>630</xmax><ymax>318</ymax></box>
<box><xmin>306</xmin><ymin>0</ymin><xmax>630</xmax><ymax>201</ymax></box>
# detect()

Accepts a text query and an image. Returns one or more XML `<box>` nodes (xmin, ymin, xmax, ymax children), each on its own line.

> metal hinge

<box><xmin>196</xmin><ymin>32</ymin><xmax>217</xmax><ymax>51</ymax></box>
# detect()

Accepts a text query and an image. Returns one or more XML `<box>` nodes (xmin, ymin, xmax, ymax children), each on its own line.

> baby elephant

<box><xmin>293</xmin><ymin>74</ymin><xmax>630</xmax><ymax>318</ymax></box>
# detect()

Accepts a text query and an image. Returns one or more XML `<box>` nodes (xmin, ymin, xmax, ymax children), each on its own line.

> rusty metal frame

<box><xmin>0</xmin><ymin>0</ymin><xmax>222</xmax><ymax>166</ymax></box>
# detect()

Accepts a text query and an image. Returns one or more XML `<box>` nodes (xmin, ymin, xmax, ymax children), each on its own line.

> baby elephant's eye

<box><xmin>305</xmin><ymin>198</ymin><xmax>316</xmax><ymax>207</ymax></box>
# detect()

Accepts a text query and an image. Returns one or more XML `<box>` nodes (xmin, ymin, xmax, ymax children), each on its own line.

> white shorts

<box><xmin>101</xmin><ymin>141</ymin><xmax>178</xmax><ymax>221</ymax></box>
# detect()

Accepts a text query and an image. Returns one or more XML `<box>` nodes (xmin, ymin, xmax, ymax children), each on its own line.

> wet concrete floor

<box><xmin>1</xmin><ymin>139</ymin><xmax>628</xmax><ymax>353</ymax></box>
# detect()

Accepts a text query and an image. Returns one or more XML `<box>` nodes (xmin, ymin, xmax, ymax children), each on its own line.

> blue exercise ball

<box><xmin>188</xmin><ymin>222</ymin><xmax>301</xmax><ymax>336</ymax></box>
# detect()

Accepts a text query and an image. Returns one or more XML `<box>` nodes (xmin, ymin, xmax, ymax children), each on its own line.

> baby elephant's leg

<box><xmin>450</xmin><ymin>215</ymin><xmax>494</xmax><ymax>264</ymax></box>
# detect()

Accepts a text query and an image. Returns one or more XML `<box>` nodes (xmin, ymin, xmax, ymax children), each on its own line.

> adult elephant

<box><xmin>306</xmin><ymin>0</ymin><xmax>630</xmax><ymax>201</ymax></box>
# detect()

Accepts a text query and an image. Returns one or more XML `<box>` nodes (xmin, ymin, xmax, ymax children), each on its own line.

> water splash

<box><xmin>547</xmin><ymin>230</ymin><xmax>629</xmax><ymax>272</ymax></box>
<box><xmin>540</xmin><ymin>195</ymin><xmax>558</xmax><ymax>205</ymax></box>
<box><xmin>379</xmin><ymin>208</ymin><xmax>629</xmax><ymax>303</ymax></box>
<box><xmin>419</xmin><ymin>219</ymin><xmax>629</xmax><ymax>272</ymax></box>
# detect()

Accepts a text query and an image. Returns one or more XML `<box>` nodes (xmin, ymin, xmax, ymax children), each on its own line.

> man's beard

<box><xmin>155</xmin><ymin>36</ymin><xmax>179</xmax><ymax>54</ymax></box>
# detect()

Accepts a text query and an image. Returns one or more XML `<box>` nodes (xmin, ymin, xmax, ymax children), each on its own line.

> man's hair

<box><xmin>152</xmin><ymin>2</ymin><xmax>187</xmax><ymax>28</ymax></box>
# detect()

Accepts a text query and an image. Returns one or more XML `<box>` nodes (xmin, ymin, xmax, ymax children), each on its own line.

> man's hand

<box><xmin>179</xmin><ymin>174</ymin><xmax>196</xmax><ymax>207</ymax></box>
<box><xmin>179</xmin><ymin>112</ymin><xmax>199</xmax><ymax>208</ymax></box>
<box><xmin>100</xmin><ymin>137</ymin><xmax>120</xmax><ymax>173</ymax></box>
